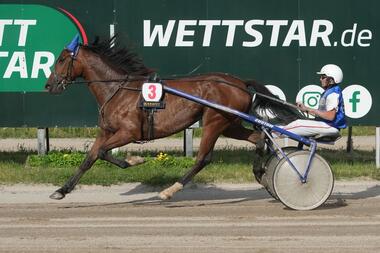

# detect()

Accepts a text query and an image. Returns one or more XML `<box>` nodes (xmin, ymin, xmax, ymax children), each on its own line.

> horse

<box><xmin>45</xmin><ymin>35</ymin><xmax>302</xmax><ymax>200</ymax></box>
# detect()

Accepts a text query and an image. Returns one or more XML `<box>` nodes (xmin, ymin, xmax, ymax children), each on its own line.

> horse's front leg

<box><xmin>49</xmin><ymin>132</ymin><xmax>109</xmax><ymax>200</ymax></box>
<box><xmin>50</xmin><ymin>129</ymin><xmax>143</xmax><ymax>200</ymax></box>
<box><xmin>97</xmin><ymin>130</ymin><xmax>144</xmax><ymax>168</ymax></box>
<box><xmin>98</xmin><ymin>150</ymin><xmax>144</xmax><ymax>168</ymax></box>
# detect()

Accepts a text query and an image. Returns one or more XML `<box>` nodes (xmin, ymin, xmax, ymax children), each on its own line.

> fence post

<box><xmin>346</xmin><ymin>126</ymin><xmax>353</xmax><ymax>153</ymax></box>
<box><xmin>184</xmin><ymin>128</ymin><xmax>193</xmax><ymax>157</ymax></box>
<box><xmin>37</xmin><ymin>128</ymin><xmax>49</xmax><ymax>155</ymax></box>
<box><xmin>376</xmin><ymin>127</ymin><xmax>379</xmax><ymax>169</ymax></box>
<box><xmin>183</xmin><ymin>121</ymin><xmax>200</xmax><ymax>157</ymax></box>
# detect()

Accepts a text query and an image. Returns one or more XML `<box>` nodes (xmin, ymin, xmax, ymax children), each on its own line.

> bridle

<box><xmin>52</xmin><ymin>49</ymin><xmax>77</xmax><ymax>91</ymax></box>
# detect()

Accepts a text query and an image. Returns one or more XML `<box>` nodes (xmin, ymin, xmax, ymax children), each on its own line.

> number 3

<box><xmin>142</xmin><ymin>82</ymin><xmax>162</xmax><ymax>102</ymax></box>
<box><xmin>148</xmin><ymin>85</ymin><xmax>156</xmax><ymax>99</ymax></box>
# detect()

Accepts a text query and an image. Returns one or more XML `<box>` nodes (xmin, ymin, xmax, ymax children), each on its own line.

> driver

<box><xmin>280</xmin><ymin>64</ymin><xmax>347</xmax><ymax>137</ymax></box>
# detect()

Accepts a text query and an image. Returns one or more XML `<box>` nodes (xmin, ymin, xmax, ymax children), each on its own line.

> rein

<box><xmin>60</xmin><ymin>77</ymin><xmax>145</xmax><ymax>91</ymax></box>
<box><xmin>53</xmin><ymin>48</ymin><xmax>258</xmax><ymax>132</ymax></box>
<box><xmin>61</xmin><ymin>76</ymin><xmax>253</xmax><ymax>95</ymax></box>
<box><xmin>53</xmin><ymin>44</ymin><xmax>253</xmax><ymax>102</ymax></box>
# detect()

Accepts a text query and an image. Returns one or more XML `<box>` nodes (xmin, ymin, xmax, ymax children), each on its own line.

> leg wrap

<box><xmin>158</xmin><ymin>182</ymin><xmax>184</xmax><ymax>200</ymax></box>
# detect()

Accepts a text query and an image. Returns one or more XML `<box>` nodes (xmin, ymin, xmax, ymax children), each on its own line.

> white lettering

<box><xmin>4</xmin><ymin>51</ymin><xmax>27</xmax><ymax>78</ymax></box>
<box><xmin>357</xmin><ymin>29</ymin><xmax>372</xmax><ymax>47</ymax></box>
<box><xmin>175</xmin><ymin>20</ymin><xmax>197</xmax><ymax>47</ymax></box>
<box><xmin>0</xmin><ymin>20</ymin><xmax>13</xmax><ymax>46</ymax></box>
<box><xmin>199</xmin><ymin>20</ymin><xmax>221</xmax><ymax>47</ymax></box>
<box><xmin>14</xmin><ymin>19</ymin><xmax>37</xmax><ymax>46</ymax></box>
<box><xmin>255</xmin><ymin>118</ymin><xmax>274</xmax><ymax>128</ymax></box>
<box><xmin>266</xmin><ymin>20</ymin><xmax>288</xmax><ymax>46</ymax></box>
<box><xmin>31</xmin><ymin>51</ymin><xmax>55</xmax><ymax>78</ymax></box>
<box><xmin>310</xmin><ymin>20</ymin><xmax>333</xmax><ymax>46</ymax></box>
<box><xmin>222</xmin><ymin>20</ymin><xmax>244</xmax><ymax>47</ymax></box>
<box><xmin>243</xmin><ymin>20</ymin><xmax>264</xmax><ymax>47</ymax></box>
<box><xmin>0</xmin><ymin>51</ymin><xmax>9</xmax><ymax>59</ymax></box>
<box><xmin>283</xmin><ymin>20</ymin><xmax>306</xmax><ymax>46</ymax></box>
<box><xmin>143</xmin><ymin>20</ymin><xmax>176</xmax><ymax>47</ymax></box>
<box><xmin>341</xmin><ymin>23</ymin><xmax>357</xmax><ymax>47</ymax></box>
<box><xmin>141</xmin><ymin>19</ymin><xmax>372</xmax><ymax>48</ymax></box>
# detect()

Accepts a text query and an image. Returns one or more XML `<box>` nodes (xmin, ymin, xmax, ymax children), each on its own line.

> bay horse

<box><xmin>45</xmin><ymin>35</ymin><xmax>297</xmax><ymax>200</ymax></box>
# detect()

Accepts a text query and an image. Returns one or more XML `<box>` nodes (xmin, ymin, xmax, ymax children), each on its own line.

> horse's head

<box><xmin>45</xmin><ymin>35</ymin><xmax>84</xmax><ymax>94</ymax></box>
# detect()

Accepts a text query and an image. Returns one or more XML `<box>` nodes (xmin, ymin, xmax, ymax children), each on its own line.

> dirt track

<box><xmin>0</xmin><ymin>181</ymin><xmax>379</xmax><ymax>253</ymax></box>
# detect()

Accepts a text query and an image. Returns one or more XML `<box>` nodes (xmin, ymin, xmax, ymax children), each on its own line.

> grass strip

<box><xmin>0</xmin><ymin>126</ymin><xmax>376</xmax><ymax>138</ymax></box>
<box><xmin>0</xmin><ymin>148</ymin><xmax>378</xmax><ymax>186</ymax></box>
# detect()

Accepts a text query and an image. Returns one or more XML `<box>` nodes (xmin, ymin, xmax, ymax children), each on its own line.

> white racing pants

<box><xmin>278</xmin><ymin>119</ymin><xmax>339</xmax><ymax>137</ymax></box>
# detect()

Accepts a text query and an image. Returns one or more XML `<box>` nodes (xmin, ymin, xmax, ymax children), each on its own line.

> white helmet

<box><xmin>316</xmin><ymin>64</ymin><xmax>343</xmax><ymax>83</ymax></box>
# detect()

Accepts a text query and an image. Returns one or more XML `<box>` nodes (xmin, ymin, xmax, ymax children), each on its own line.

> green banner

<box><xmin>0</xmin><ymin>4</ymin><xmax>83</xmax><ymax>91</ymax></box>
<box><xmin>0</xmin><ymin>0</ymin><xmax>378</xmax><ymax>126</ymax></box>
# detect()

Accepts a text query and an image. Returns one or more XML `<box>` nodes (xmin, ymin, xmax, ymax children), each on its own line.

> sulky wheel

<box><xmin>273</xmin><ymin>150</ymin><xmax>334</xmax><ymax>210</ymax></box>
<box><xmin>259</xmin><ymin>147</ymin><xmax>299</xmax><ymax>199</ymax></box>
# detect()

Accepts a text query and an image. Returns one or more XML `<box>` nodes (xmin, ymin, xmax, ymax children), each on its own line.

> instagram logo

<box><xmin>296</xmin><ymin>85</ymin><xmax>325</xmax><ymax>118</ymax></box>
<box><xmin>302</xmin><ymin>91</ymin><xmax>321</xmax><ymax>108</ymax></box>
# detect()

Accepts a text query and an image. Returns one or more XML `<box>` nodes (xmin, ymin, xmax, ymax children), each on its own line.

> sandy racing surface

<box><xmin>0</xmin><ymin>181</ymin><xmax>379</xmax><ymax>253</ymax></box>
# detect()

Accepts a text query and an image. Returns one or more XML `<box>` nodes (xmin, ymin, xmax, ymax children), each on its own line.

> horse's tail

<box><xmin>244</xmin><ymin>80</ymin><xmax>274</xmax><ymax>97</ymax></box>
<box><xmin>244</xmin><ymin>80</ymin><xmax>307</xmax><ymax>125</ymax></box>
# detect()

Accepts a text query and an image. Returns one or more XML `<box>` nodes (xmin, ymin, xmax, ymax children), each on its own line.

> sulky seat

<box><xmin>312</xmin><ymin>132</ymin><xmax>341</xmax><ymax>143</ymax></box>
<box><xmin>297</xmin><ymin>132</ymin><xmax>341</xmax><ymax>149</ymax></box>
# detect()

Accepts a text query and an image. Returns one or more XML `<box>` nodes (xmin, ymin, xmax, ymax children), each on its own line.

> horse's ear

<box><xmin>66</xmin><ymin>34</ymin><xmax>80</xmax><ymax>55</ymax></box>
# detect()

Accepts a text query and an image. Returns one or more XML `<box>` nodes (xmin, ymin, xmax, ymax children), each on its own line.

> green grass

<box><xmin>0</xmin><ymin>127</ymin><xmax>100</xmax><ymax>138</ymax></box>
<box><xmin>0</xmin><ymin>148</ymin><xmax>378</xmax><ymax>186</ymax></box>
<box><xmin>0</xmin><ymin>127</ymin><xmax>202</xmax><ymax>138</ymax></box>
<box><xmin>340</xmin><ymin>126</ymin><xmax>376</xmax><ymax>136</ymax></box>
<box><xmin>0</xmin><ymin>126</ymin><xmax>376</xmax><ymax>138</ymax></box>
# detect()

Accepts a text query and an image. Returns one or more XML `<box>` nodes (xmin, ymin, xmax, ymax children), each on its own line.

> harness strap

<box><xmin>147</xmin><ymin>109</ymin><xmax>155</xmax><ymax>140</ymax></box>
<box><xmin>98</xmin><ymin>81</ymin><xmax>125</xmax><ymax>129</ymax></box>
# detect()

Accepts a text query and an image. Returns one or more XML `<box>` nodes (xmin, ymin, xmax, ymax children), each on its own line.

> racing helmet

<box><xmin>316</xmin><ymin>64</ymin><xmax>343</xmax><ymax>83</ymax></box>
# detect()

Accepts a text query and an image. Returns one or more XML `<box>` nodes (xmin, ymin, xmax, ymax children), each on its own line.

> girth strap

<box><xmin>146</xmin><ymin>109</ymin><xmax>155</xmax><ymax>140</ymax></box>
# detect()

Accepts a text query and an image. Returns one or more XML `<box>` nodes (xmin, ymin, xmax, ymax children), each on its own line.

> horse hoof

<box><xmin>49</xmin><ymin>191</ymin><xmax>65</xmax><ymax>200</ymax></box>
<box><xmin>158</xmin><ymin>182</ymin><xmax>184</xmax><ymax>200</ymax></box>
<box><xmin>158</xmin><ymin>191</ymin><xmax>171</xmax><ymax>200</ymax></box>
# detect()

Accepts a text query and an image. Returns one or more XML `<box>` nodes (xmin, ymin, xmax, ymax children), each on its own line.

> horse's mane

<box><xmin>83</xmin><ymin>36</ymin><xmax>154</xmax><ymax>76</ymax></box>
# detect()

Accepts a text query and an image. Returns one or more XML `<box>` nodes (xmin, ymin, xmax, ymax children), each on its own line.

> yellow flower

<box><xmin>156</xmin><ymin>152</ymin><xmax>169</xmax><ymax>161</ymax></box>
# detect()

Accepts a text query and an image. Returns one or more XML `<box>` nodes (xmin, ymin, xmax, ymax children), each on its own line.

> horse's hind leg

<box><xmin>222</xmin><ymin>124</ymin><xmax>268</xmax><ymax>181</ymax></box>
<box><xmin>222</xmin><ymin>124</ymin><xmax>263</xmax><ymax>145</ymax></box>
<box><xmin>223</xmin><ymin>123</ymin><xmax>267</xmax><ymax>159</ymax></box>
<box><xmin>159</xmin><ymin>116</ymin><xmax>229</xmax><ymax>200</ymax></box>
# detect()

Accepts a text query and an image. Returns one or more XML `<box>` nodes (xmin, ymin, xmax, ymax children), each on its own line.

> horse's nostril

<box><xmin>45</xmin><ymin>84</ymin><xmax>50</xmax><ymax>90</ymax></box>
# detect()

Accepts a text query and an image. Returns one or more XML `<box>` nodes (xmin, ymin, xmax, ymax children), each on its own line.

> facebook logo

<box><xmin>349</xmin><ymin>91</ymin><xmax>361</xmax><ymax>112</ymax></box>
<box><xmin>343</xmin><ymin>85</ymin><xmax>372</xmax><ymax>119</ymax></box>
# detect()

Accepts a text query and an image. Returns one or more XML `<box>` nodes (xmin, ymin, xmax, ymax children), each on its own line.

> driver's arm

<box><xmin>306</xmin><ymin>108</ymin><xmax>336</xmax><ymax>121</ymax></box>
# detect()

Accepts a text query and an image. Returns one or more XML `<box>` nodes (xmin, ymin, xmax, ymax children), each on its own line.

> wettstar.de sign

<box><xmin>0</xmin><ymin>5</ymin><xmax>84</xmax><ymax>92</ymax></box>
